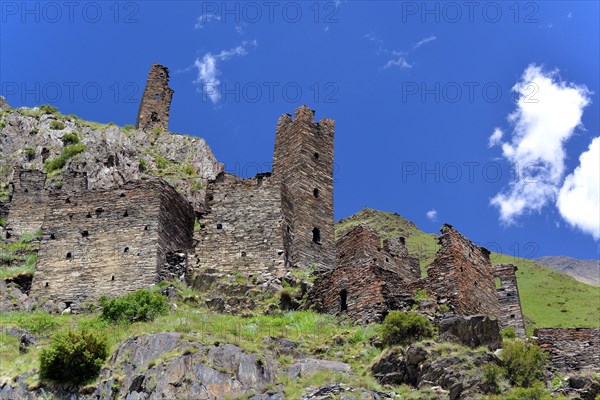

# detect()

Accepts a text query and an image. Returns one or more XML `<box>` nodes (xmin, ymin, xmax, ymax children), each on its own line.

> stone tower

<box><xmin>136</xmin><ymin>64</ymin><xmax>174</xmax><ymax>132</ymax></box>
<box><xmin>273</xmin><ymin>105</ymin><xmax>335</xmax><ymax>271</ymax></box>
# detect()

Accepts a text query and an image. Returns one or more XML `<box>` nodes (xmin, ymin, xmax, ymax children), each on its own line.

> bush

<box><xmin>44</xmin><ymin>144</ymin><xmax>86</xmax><ymax>173</ymax></box>
<box><xmin>100</xmin><ymin>289</ymin><xmax>169</xmax><ymax>323</ymax></box>
<box><xmin>39</xmin><ymin>104</ymin><xmax>58</xmax><ymax>114</ymax></box>
<box><xmin>494</xmin><ymin>383</ymin><xmax>554</xmax><ymax>400</ymax></box>
<box><xmin>39</xmin><ymin>329</ymin><xmax>108</xmax><ymax>384</ymax></box>
<box><xmin>61</xmin><ymin>132</ymin><xmax>80</xmax><ymax>145</ymax></box>
<box><xmin>502</xmin><ymin>327</ymin><xmax>516</xmax><ymax>339</ymax></box>
<box><xmin>24</xmin><ymin>147</ymin><xmax>35</xmax><ymax>160</ymax></box>
<box><xmin>501</xmin><ymin>339</ymin><xmax>547</xmax><ymax>387</ymax></box>
<box><xmin>482</xmin><ymin>363</ymin><xmax>503</xmax><ymax>394</ymax></box>
<box><xmin>380</xmin><ymin>311</ymin><xmax>435</xmax><ymax>347</ymax></box>
<box><xmin>49</xmin><ymin>120</ymin><xmax>65</xmax><ymax>130</ymax></box>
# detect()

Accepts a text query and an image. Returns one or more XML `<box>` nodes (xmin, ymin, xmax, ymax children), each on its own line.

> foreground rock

<box><xmin>438</xmin><ymin>315</ymin><xmax>502</xmax><ymax>350</ymax></box>
<box><xmin>0</xmin><ymin>332</ymin><xmax>353</xmax><ymax>400</ymax></box>
<box><xmin>371</xmin><ymin>341</ymin><xmax>501</xmax><ymax>400</ymax></box>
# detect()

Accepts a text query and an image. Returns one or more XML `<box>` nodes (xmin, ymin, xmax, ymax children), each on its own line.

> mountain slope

<box><xmin>335</xmin><ymin>208</ymin><xmax>600</xmax><ymax>333</ymax></box>
<box><xmin>536</xmin><ymin>256</ymin><xmax>600</xmax><ymax>287</ymax></box>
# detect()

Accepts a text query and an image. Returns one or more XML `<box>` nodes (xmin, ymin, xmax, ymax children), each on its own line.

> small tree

<box><xmin>501</xmin><ymin>339</ymin><xmax>547</xmax><ymax>387</ymax></box>
<box><xmin>40</xmin><ymin>329</ymin><xmax>108</xmax><ymax>384</ymax></box>
<box><xmin>380</xmin><ymin>311</ymin><xmax>435</xmax><ymax>347</ymax></box>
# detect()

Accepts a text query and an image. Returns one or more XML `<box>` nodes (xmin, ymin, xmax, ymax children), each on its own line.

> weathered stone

<box><xmin>285</xmin><ymin>358</ymin><xmax>351</xmax><ymax>379</ymax></box>
<box><xmin>273</xmin><ymin>106</ymin><xmax>335</xmax><ymax>272</ymax></box>
<box><xmin>494</xmin><ymin>264</ymin><xmax>526</xmax><ymax>338</ymax></box>
<box><xmin>136</xmin><ymin>64</ymin><xmax>173</xmax><ymax>132</ymax></box>
<box><xmin>534</xmin><ymin>328</ymin><xmax>600</xmax><ymax>373</ymax></box>
<box><xmin>30</xmin><ymin>178</ymin><xmax>194</xmax><ymax>310</ymax></box>
<box><xmin>306</xmin><ymin>225</ymin><xmax>418</xmax><ymax>323</ymax></box>
<box><xmin>426</xmin><ymin>224</ymin><xmax>500</xmax><ymax>318</ymax></box>
<box><xmin>439</xmin><ymin>315</ymin><xmax>502</xmax><ymax>350</ymax></box>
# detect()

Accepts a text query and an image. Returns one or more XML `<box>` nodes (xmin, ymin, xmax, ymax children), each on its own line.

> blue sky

<box><xmin>1</xmin><ymin>1</ymin><xmax>599</xmax><ymax>260</ymax></box>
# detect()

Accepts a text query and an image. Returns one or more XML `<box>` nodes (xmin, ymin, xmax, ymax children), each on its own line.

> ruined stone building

<box><xmin>425</xmin><ymin>224</ymin><xmax>500</xmax><ymax>318</ymax></box>
<box><xmin>4</xmin><ymin>168</ymin><xmax>49</xmax><ymax>238</ymax></box>
<box><xmin>534</xmin><ymin>328</ymin><xmax>600</xmax><ymax>373</ymax></box>
<box><xmin>307</xmin><ymin>225</ymin><xmax>420</xmax><ymax>323</ymax></box>
<box><xmin>494</xmin><ymin>264</ymin><xmax>527</xmax><ymax>338</ymax></box>
<box><xmin>136</xmin><ymin>64</ymin><xmax>174</xmax><ymax>132</ymax></box>
<box><xmin>193</xmin><ymin>105</ymin><xmax>336</xmax><ymax>280</ymax></box>
<box><xmin>307</xmin><ymin>223</ymin><xmax>528</xmax><ymax>337</ymax></box>
<box><xmin>31</xmin><ymin>176</ymin><xmax>194</xmax><ymax>310</ymax></box>
<box><xmin>3</xmin><ymin>63</ymin><xmax>531</xmax><ymax>339</ymax></box>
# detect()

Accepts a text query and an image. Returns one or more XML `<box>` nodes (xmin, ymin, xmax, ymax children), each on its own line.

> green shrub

<box><xmin>502</xmin><ymin>326</ymin><xmax>516</xmax><ymax>339</ymax></box>
<box><xmin>155</xmin><ymin>156</ymin><xmax>169</xmax><ymax>170</ymax></box>
<box><xmin>40</xmin><ymin>329</ymin><xmax>108</xmax><ymax>384</ymax></box>
<box><xmin>23</xmin><ymin>147</ymin><xmax>35</xmax><ymax>160</ymax></box>
<box><xmin>49</xmin><ymin>120</ymin><xmax>65</xmax><ymax>130</ymax></box>
<box><xmin>380</xmin><ymin>311</ymin><xmax>435</xmax><ymax>347</ymax></box>
<box><xmin>501</xmin><ymin>339</ymin><xmax>547</xmax><ymax>387</ymax></box>
<box><xmin>138</xmin><ymin>157</ymin><xmax>147</xmax><ymax>172</ymax></box>
<box><xmin>61</xmin><ymin>132</ymin><xmax>80</xmax><ymax>145</ymax></box>
<box><xmin>44</xmin><ymin>144</ymin><xmax>86</xmax><ymax>173</ymax></box>
<box><xmin>493</xmin><ymin>383</ymin><xmax>554</xmax><ymax>400</ymax></box>
<box><xmin>100</xmin><ymin>289</ymin><xmax>169</xmax><ymax>323</ymax></box>
<box><xmin>482</xmin><ymin>363</ymin><xmax>503</xmax><ymax>394</ymax></box>
<box><xmin>39</xmin><ymin>104</ymin><xmax>58</xmax><ymax>114</ymax></box>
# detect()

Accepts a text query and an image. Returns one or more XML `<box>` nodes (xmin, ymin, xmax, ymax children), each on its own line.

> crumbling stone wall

<box><xmin>193</xmin><ymin>172</ymin><xmax>287</xmax><ymax>280</ymax></box>
<box><xmin>534</xmin><ymin>328</ymin><xmax>600</xmax><ymax>373</ymax></box>
<box><xmin>4</xmin><ymin>168</ymin><xmax>48</xmax><ymax>238</ymax></box>
<box><xmin>31</xmin><ymin>179</ymin><xmax>194</xmax><ymax>310</ymax></box>
<box><xmin>307</xmin><ymin>225</ymin><xmax>419</xmax><ymax>323</ymax></box>
<box><xmin>273</xmin><ymin>106</ymin><xmax>335</xmax><ymax>271</ymax></box>
<box><xmin>494</xmin><ymin>264</ymin><xmax>526</xmax><ymax>338</ymax></box>
<box><xmin>136</xmin><ymin>64</ymin><xmax>174</xmax><ymax>132</ymax></box>
<box><xmin>426</xmin><ymin>224</ymin><xmax>500</xmax><ymax>318</ymax></box>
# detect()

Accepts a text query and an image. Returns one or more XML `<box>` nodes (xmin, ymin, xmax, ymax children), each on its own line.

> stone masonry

<box><xmin>193</xmin><ymin>172</ymin><xmax>286</xmax><ymax>279</ymax></box>
<box><xmin>31</xmin><ymin>178</ymin><xmax>194</xmax><ymax>310</ymax></box>
<box><xmin>4</xmin><ymin>167</ymin><xmax>49</xmax><ymax>238</ymax></box>
<box><xmin>194</xmin><ymin>105</ymin><xmax>336</xmax><ymax>282</ymax></box>
<box><xmin>273</xmin><ymin>106</ymin><xmax>335</xmax><ymax>271</ymax></box>
<box><xmin>494</xmin><ymin>264</ymin><xmax>526</xmax><ymax>338</ymax></box>
<box><xmin>136</xmin><ymin>64</ymin><xmax>174</xmax><ymax>132</ymax></box>
<box><xmin>425</xmin><ymin>224</ymin><xmax>500</xmax><ymax>318</ymax></box>
<box><xmin>307</xmin><ymin>225</ymin><xmax>420</xmax><ymax>323</ymax></box>
<box><xmin>534</xmin><ymin>328</ymin><xmax>600</xmax><ymax>373</ymax></box>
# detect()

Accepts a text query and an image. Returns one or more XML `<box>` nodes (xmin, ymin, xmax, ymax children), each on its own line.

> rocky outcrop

<box><xmin>438</xmin><ymin>315</ymin><xmax>502</xmax><ymax>350</ymax></box>
<box><xmin>371</xmin><ymin>342</ymin><xmax>501</xmax><ymax>400</ymax></box>
<box><xmin>0</xmin><ymin>332</ymin><xmax>354</xmax><ymax>400</ymax></box>
<box><xmin>0</xmin><ymin>104</ymin><xmax>221</xmax><ymax>213</ymax></box>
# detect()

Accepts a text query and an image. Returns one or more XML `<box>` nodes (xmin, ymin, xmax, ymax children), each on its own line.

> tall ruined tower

<box><xmin>136</xmin><ymin>64</ymin><xmax>174</xmax><ymax>132</ymax></box>
<box><xmin>273</xmin><ymin>105</ymin><xmax>335</xmax><ymax>271</ymax></box>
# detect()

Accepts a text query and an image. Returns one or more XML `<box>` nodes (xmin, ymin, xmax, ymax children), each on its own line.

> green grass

<box><xmin>43</xmin><ymin>143</ymin><xmax>86</xmax><ymax>174</ymax></box>
<box><xmin>0</xmin><ymin>306</ymin><xmax>382</xmax><ymax>390</ymax></box>
<box><xmin>0</xmin><ymin>232</ymin><xmax>39</xmax><ymax>278</ymax></box>
<box><xmin>336</xmin><ymin>208</ymin><xmax>600</xmax><ymax>333</ymax></box>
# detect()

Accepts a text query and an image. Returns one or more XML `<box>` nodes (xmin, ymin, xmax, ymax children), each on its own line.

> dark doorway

<box><xmin>340</xmin><ymin>289</ymin><xmax>348</xmax><ymax>312</ymax></box>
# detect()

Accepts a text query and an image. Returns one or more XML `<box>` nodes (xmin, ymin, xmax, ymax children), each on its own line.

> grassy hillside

<box><xmin>335</xmin><ymin>208</ymin><xmax>600</xmax><ymax>334</ymax></box>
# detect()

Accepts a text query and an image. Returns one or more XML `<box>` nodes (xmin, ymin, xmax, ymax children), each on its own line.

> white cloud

<box><xmin>193</xmin><ymin>40</ymin><xmax>257</xmax><ymax>104</ymax></box>
<box><xmin>383</xmin><ymin>52</ymin><xmax>412</xmax><ymax>70</ymax></box>
<box><xmin>194</xmin><ymin>14</ymin><xmax>220</xmax><ymax>29</ymax></box>
<box><xmin>557</xmin><ymin>137</ymin><xmax>600</xmax><ymax>239</ymax></box>
<box><xmin>488</xmin><ymin>128</ymin><xmax>504</xmax><ymax>148</ymax></box>
<box><xmin>426</xmin><ymin>209</ymin><xmax>438</xmax><ymax>221</ymax></box>
<box><xmin>490</xmin><ymin>64</ymin><xmax>591</xmax><ymax>224</ymax></box>
<box><xmin>414</xmin><ymin>34</ymin><xmax>436</xmax><ymax>49</ymax></box>
<box><xmin>567</xmin><ymin>11</ymin><xmax>573</xmax><ymax>19</ymax></box>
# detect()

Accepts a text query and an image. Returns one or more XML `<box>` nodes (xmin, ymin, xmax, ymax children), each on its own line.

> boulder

<box><xmin>285</xmin><ymin>358</ymin><xmax>350</xmax><ymax>379</ymax></box>
<box><xmin>438</xmin><ymin>315</ymin><xmax>502</xmax><ymax>350</ymax></box>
